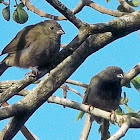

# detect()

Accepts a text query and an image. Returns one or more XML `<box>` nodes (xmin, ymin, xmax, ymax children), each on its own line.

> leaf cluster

<box><xmin>1</xmin><ymin>1</ymin><xmax>28</xmax><ymax>24</ymax></box>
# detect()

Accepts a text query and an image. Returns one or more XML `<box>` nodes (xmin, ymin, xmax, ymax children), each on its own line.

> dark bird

<box><xmin>83</xmin><ymin>66</ymin><xmax>124</xmax><ymax>140</ymax></box>
<box><xmin>0</xmin><ymin>20</ymin><xmax>65</xmax><ymax>76</ymax></box>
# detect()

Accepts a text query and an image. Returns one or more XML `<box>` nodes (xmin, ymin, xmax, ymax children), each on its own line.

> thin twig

<box><xmin>117</xmin><ymin>0</ymin><xmax>134</xmax><ymax>13</ymax></box>
<box><xmin>86</xmin><ymin>0</ymin><xmax>128</xmax><ymax>17</ymax></box>
<box><xmin>67</xmin><ymin>86</ymin><xmax>84</xmax><ymax>98</ymax></box>
<box><xmin>80</xmin><ymin>114</ymin><xmax>92</xmax><ymax>140</ymax></box>
<box><xmin>73</xmin><ymin>0</ymin><xmax>85</xmax><ymax>14</ymax></box>
<box><xmin>20</xmin><ymin>0</ymin><xmax>66</xmax><ymax>20</ymax></box>
<box><xmin>45</xmin><ymin>0</ymin><xmax>84</xmax><ymax>28</ymax></box>
<box><xmin>66</xmin><ymin>79</ymin><xmax>88</xmax><ymax>88</ymax></box>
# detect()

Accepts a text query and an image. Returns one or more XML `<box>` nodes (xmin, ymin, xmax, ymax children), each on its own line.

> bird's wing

<box><xmin>82</xmin><ymin>87</ymin><xmax>91</xmax><ymax>104</ymax></box>
<box><xmin>83</xmin><ymin>76</ymin><xmax>99</xmax><ymax>104</ymax></box>
<box><xmin>1</xmin><ymin>25</ymin><xmax>34</xmax><ymax>55</ymax></box>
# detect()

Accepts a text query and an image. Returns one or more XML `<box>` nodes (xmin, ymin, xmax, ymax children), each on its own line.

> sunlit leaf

<box><xmin>128</xmin><ymin>0</ymin><xmax>140</xmax><ymax>7</ymax></box>
<box><xmin>123</xmin><ymin>104</ymin><xmax>135</xmax><ymax>113</ymax></box>
<box><xmin>131</xmin><ymin>76</ymin><xmax>140</xmax><ymax>92</ymax></box>
<box><xmin>120</xmin><ymin>92</ymin><xmax>129</xmax><ymax>105</ymax></box>
<box><xmin>75</xmin><ymin>111</ymin><xmax>84</xmax><ymax>122</ymax></box>
<box><xmin>126</xmin><ymin>113</ymin><xmax>140</xmax><ymax>118</ymax></box>
<box><xmin>2</xmin><ymin>6</ymin><xmax>10</xmax><ymax>21</ymax></box>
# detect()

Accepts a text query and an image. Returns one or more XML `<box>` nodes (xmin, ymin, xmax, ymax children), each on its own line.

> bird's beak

<box><xmin>57</xmin><ymin>29</ymin><xmax>65</xmax><ymax>35</ymax></box>
<box><xmin>117</xmin><ymin>73</ymin><xmax>124</xmax><ymax>79</ymax></box>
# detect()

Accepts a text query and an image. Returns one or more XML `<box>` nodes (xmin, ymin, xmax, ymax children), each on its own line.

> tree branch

<box><xmin>0</xmin><ymin>76</ymin><xmax>36</xmax><ymax>107</ymax></box>
<box><xmin>72</xmin><ymin>0</ymin><xmax>85</xmax><ymax>14</ymax></box>
<box><xmin>20</xmin><ymin>0</ymin><xmax>66</xmax><ymax>20</ymax></box>
<box><xmin>45</xmin><ymin>0</ymin><xmax>84</xmax><ymax>28</ymax></box>
<box><xmin>86</xmin><ymin>0</ymin><xmax>128</xmax><ymax>17</ymax></box>
<box><xmin>80</xmin><ymin>114</ymin><xmax>92</xmax><ymax>140</ymax></box>
<box><xmin>2</xmin><ymin>102</ymin><xmax>38</xmax><ymax>140</ymax></box>
<box><xmin>1</xmin><ymin>10</ymin><xmax>140</xmax><ymax>139</ymax></box>
<box><xmin>108</xmin><ymin>122</ymin><xmax>129</xmax><ymax>140</ymax></box>
<box><xmin>118</xmin><ymin>0</ymin><xmax>135</xmax><ymax>13</ymax></box>
<box><xmin>121</xmin><ymin>62</ymin><xmax>140</xmax><ymax>86</ymax></box>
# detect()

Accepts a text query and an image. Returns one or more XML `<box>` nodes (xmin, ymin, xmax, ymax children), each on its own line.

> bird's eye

<box><xmin>113</xmin><ymin>70</ymin><xmax>116</xmax><ymax>73</ymax></box>
<box><xmin>49</xmin><ymin>26</ymin><xmax>54</xmax><ymax>30</ymax></box>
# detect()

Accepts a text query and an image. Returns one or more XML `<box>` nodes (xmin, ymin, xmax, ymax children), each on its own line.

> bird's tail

<box><xmin>0</xmin><ymin>62</ymin><xmax>9</xmax><ymax>76</ymax></box>
<box><xmin>101</xmin><ymin>119</ymin><xmax>110</xmax><ymax>140</ymax></box>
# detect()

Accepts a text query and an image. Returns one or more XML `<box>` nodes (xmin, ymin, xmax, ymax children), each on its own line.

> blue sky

<box><xmin>0</xmin><ymin>0</ymin><xmax>140</xmax><ymax>140</ymax></box>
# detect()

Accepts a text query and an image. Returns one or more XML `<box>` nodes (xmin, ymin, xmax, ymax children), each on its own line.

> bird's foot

<box><xmin>88</xmin><ymin>105</ymin><xmax>94</xmax><ymax>113</ymax></box>
<box><xmin>110</xmin><ymin>110</ymin><xmax>117</xmax><ymax>123</ymax></box>
<box><xmin>26</xmin><ymin>67</ymin><xmax>41</xmax><ymax>78</ymax></box>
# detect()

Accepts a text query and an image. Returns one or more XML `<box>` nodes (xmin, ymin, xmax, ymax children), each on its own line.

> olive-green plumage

<box><xmin>0</xmin><ymin>20</ymin><xmax>65</xmax><ymax>76</ymax></box>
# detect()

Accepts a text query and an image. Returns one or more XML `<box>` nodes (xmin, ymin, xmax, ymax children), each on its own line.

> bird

<box><xmin>0</xmin><ymin>20</ymin><xmax>65</xmax><ymax>76</ymax></box>
<box><xmin>82</xmin><ymin>66</ymin><xmax>124</xmax><ymax>140</ymax></box>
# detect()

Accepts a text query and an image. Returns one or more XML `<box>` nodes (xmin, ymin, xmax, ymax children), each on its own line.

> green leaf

<box><xmin>75</xmin><ymin>111</ymin><xmax>84</xmax><ymax>122</ymax></box>
<box><xmin>128</xmin><ymin>0</ymin><xmax>140</xmax><ymax>7</ymax></box>
<box><xmin>117</xmin><ymin>5</ymin><xmax>126</xmax><ymax>12</ymax></box>
<box><xmin>120</xmin><ymin>93</ymin><xmax>129</xmax><ymax>105</ymax></box>
<box><xmin>120</xmin><ymin>97</ymin><xmax>129</xmax><ymax>105</ymax></box>
<box><xmin>13</xmin><ymin>7</ymin><xmax>28</xmax><ymax>24</ymax></box>
<box><xmin>106</xmin><ymin>0</ymin><xmax>111</xmax><ymax>3</ymax></box>
<box><xmin>116</xmin><ymin>106</ymin><xmax>125</xmax><ymax>115</ymax></box>
<box><xmin>17</xmin><ymin>3</ymin><xmax>24</xmax><ymax>9</ymax></box>
<box><xmin>2</xmin><ymin>6</ymin><xmax>10</xmax><ymax>21</ymax></box>
<box><xmin>131</xmin><ymin>76</ymin><xmax>140</xmax><ymax>92</ymax></box>
<box><xmin>124</xmin><ymin>81</ymin><xmax>131</xmax><ymax>88</ymax></box>
<box><xmin>123</xmin><ymin>104</ymin><xmax>135</xmax><ymax>113</ymax></box>
<box><xmin>126</xmin><ymin>113</ymin><xmax>140</xmax><ymax>118</ymax></box>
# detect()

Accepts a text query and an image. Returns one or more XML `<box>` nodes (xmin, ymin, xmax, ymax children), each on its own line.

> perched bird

<box><xmin>0</xmin><ymin>20</ymin><xmax>65</xmax><ymax>76</ymax></box>
<box><xmin>83</xmin><ymin>66</ymin><xmax>124</xmax><ymax>140</ymax></box>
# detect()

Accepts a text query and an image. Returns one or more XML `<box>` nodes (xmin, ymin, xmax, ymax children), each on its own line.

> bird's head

<box><xmin>42</xmin><ymin>20</ymin><xmax>65</xmax><ymax>38</ymax></box>
<box><xmin>104</xmin><ymin>66</ymin><xmax>124</xmax><ymax>82</ymax></box>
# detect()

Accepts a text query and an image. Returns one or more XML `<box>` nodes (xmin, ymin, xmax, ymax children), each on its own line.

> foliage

<box><xmin>2</xmin><ymin>6</ymin><xmax>10</xmax><ymax>21</ymax></box>
<box><xmin>1</xmin><ymin>1</ymin><xmax>28</xmax><ymax>24</ymax></box>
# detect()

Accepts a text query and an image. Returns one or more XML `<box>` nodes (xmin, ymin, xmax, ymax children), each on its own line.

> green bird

<box><xmin>0</xmin><ymin>20</ymin><xmax>65</xmax><ymax>76</ymax></box>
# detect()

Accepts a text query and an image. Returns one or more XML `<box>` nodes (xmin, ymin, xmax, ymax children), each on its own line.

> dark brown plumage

<box><xmin>83</xmin><ymin>66</ymin><xmax>124</xmax><ymax>140</ymax></box>
<box><xmin>0</xmin><ymin>20</ymin><xmax>64</xmax><ymax>76</ymax></box>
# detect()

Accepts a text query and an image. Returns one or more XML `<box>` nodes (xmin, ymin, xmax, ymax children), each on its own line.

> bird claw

<box><xmin>25</xmin><ymin>67</ymin><xmax>41</xmax><ymax>78</ymax></box>
<box><xmin>88</xmin><ymin>105</ymin><xmax>94</xmax><ymax>113</ymax></box>
<box><xmin>110</xmin><ymin>110</ymin><xmax>117</xmax><ymax>123</ymax></box>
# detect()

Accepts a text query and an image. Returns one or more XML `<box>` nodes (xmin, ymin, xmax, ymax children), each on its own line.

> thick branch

<box><xmin>0</xmin><ymin>76</ymin><xmax>36</xmax><ymax>107</ymax></box>
<box><xmin>89</xmin><ymin>10</ymin><xmax>140</xmax><ymax>35</ymax></box>
<box><xmin>2</xmin><ymin>102</ymin><xmax>38</xmax><ymax>140</ymax></box>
